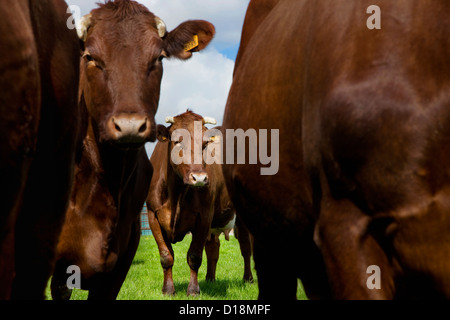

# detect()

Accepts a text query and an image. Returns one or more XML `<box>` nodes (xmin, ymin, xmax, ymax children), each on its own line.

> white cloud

<box><xmin>158</xmin><ymin>48</ymin><xmax>234</xmax><ymax>123</ymax></box>
<box><xmin>145</xmin><ymin>47</ymin><xmax>234</xmax><ymax>157</ymax></box>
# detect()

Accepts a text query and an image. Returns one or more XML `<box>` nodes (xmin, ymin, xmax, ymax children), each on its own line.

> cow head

<box><xmin>157</xmin><ymin>110</ymin><xmax>217</xmax><ymax>187</ymax></box>
<box><xmin>77</xmin><ymin>0</ymin><xmax>215</xmax><ymax>149</ymax></box>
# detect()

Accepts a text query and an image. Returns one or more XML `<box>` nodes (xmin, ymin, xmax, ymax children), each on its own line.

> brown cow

<box><xmin>0</xmin><ymin>0</ymin><xmax>80</xmax><ymax>299</ymax></box>
<box><xmin>146</xmin><ymin>111</ymin><xmax>253</xmax><ymax>296</ymax></box>
<box><xmin>50</xmin><ymin>0</ymin><xmax>214</xmax><ymax>300</ymax></box>
<box><xmin>222</xmin><ymin>0</ymin><xmax>450</xmax><ymax>299</ymax></box>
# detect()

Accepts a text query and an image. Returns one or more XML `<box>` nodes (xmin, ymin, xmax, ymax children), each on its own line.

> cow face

<box><xmin>157</xmin><ymin>111</ymin><xmax>217</xmax><ymax>187</ymax></box>
<box><xmin>77</xmin><ymin>1</ymin><xmax>215</xmax><ymax>149</ymax></box>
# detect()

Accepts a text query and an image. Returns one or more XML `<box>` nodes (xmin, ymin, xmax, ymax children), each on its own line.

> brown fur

<box><xmin>0</xmin><ymin>0</ymin><xmax>81</xmax><ymax>299</ymax></box>
<box><xmin>222</xmin><ymin>0</ymin><xmax>450</xmax><ymax>299</ymax></box>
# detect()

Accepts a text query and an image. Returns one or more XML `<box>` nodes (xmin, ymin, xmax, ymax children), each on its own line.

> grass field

<box><xmin>46</xmin><ymin>234</ymin><xmax>307</xmax><ymax>300</ymax></box>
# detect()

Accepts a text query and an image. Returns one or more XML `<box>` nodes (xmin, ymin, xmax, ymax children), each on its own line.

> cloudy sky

<box><xmin>66</xmin><ymin>0</ymin><xmax>250</xmax><ymax>156</ymax></box>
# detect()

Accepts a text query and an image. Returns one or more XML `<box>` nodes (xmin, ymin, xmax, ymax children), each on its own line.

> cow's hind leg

<box><xmin>235</xmin><ymin>217</ymin><xmax>254</xmax><ymax>283</ymax></box>
<box><xmin>205</xmin><ymin>234</ymin><xmax>220</xmax><ymax>281</ymax></box>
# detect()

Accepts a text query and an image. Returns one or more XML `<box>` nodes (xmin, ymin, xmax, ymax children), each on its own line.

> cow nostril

<box><xmin>191</xmin><ymin>174</ymin><xmax>196</xmax><ymax>182</ymax></box>
<box><xmin>138</xmin><ymin>122</ymin><xmax>147</xmax><ymax>133</ymax></box>
<box><xmin>115</xmin><ymin>123</ymin><xmax>121</xmax><ymax>132</ymax></box>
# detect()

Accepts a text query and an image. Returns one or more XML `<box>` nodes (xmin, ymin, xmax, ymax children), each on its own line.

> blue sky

<box><xmin>66</xmin><ymin>0</ymin><xmax>249</xmax><ymax>156</ymax></box>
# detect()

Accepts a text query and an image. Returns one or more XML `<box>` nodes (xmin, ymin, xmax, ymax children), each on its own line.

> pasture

<box><xmin>46</xmin><ymin>234</ymin><xmax>307</xmax><ymax>300</ymax></box>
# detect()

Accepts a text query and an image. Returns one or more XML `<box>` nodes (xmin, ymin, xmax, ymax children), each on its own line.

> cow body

<box><xmin>51</xmin><ymin>0</ymin><xmax>214</xmax><ymax>300</ymax></box>
<box><xmin>147</xmin><ymin>112</ymin><xmax>253</xmax><ymax>296</ymax></box>
<box><xmin>0</xmin><ymin>0</ymin><xmax>80</xmax><ymax>299</ymax></box>
<box><xmin>222</xmin><ymin>0</ymin><xmax>450</xmax><ymax>299</ymax></box>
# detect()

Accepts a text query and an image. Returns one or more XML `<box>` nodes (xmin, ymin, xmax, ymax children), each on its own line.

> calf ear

<box><xmin>164</xmin><ymin>20</ymin><xmax>215</xmax><ymax>60</ymax></box>
<box><xmin>157</xmin><ymin>124</ymin><xmax>170</xmax><ymax>142</ymax></box>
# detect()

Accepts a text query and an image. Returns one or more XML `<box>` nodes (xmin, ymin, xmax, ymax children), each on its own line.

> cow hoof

<box><xmin>187</xmin><ymin>285</ymin><xmax>200</xmax><ymax>296</ymax></box>
<box><xmin>205</xmin><ymin>274</ymin><xmax>216</xmax><ymax>282</ymax></box>
<box><xmin>51</xmin><ymin>285</ymin><xmax>73</xmax><ymax>301</ymax></box>
<box><xmin>162</xmin><ymin>286</ymin><xmax>176</xmax><ymax>296</ymax></box>
<box><xmin>243</xmin><ymin>275</ymin><xmax>254</xmax><ymax>283</ymax></box>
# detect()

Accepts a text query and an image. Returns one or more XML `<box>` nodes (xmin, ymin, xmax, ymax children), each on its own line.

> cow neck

<box><xmin>86</xmin><ymin>119</ymin><xmax>140</xmax><ymax>205</ymax></box>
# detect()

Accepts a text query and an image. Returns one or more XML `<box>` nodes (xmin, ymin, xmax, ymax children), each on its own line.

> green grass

<box><xmin>46</xmin><ymin>234</ymin><xmax>307</xmax><ymax>300</ymax></box>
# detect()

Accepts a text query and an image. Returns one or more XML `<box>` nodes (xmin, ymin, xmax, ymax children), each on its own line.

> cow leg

<box><xmin>12</xmin><ymin>140</ymin><xmax>76</xmax><ymax>300</ymax></box>
<box><xmin>50</xmin><ymin>260</ymin><xmax>73</xmax><ymax>300</ymax></box>
<box><xmin>253</xmin><ymin>236</ymin><xmax>298</xmax><ymax>300</ymax></box>
<box><xmin>235</xmin><ymin>217</ymin><xmax>254</xmax><ymax>283</ymax></box>
<box><xmin>186</xmin><ymin>231</ymin><xmax>208</xmax><ymax>296</ymax></box>
<box><xmin>315</xmin><ymin>196</ymin><xmax>394</xmax><ymax>299</ymax></box>
<box><xmin>87</xmin><ymin>220</ymin><xmax>141</xmax><ymax>300</ymax></box>
<box><xmin>205</xmin><ymin>234</ymin><xmax>220</xmax><ymax>282</ymax></box>
<box><xmin>0</xmin><ymin>229</ymin><xmax>16</xmax><ymax>300</ymax></box>
<box><xmin>148</xmin><ymin>208</ymin><xmax>175</xmax><ymax>295</ymax></box>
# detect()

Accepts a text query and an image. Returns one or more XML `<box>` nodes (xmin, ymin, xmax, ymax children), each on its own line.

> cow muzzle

<box><xmin>106</xmin><ymin>113</ymin><xmax>151</xmax><ymax>147</ymax></box>
<box><xmin>187</xmin><ymin>171</ymin><xmax>209</xmax><ymax>187</ymax></box>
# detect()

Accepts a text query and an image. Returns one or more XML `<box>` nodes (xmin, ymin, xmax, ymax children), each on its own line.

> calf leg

<box><xmin>205</xmin><ymin>234</ymin><xmax>220</xmax><ymax>281</ymax></box>
<box><xmin>148</xmin><ymin>208</ymin><xmax>175</xmax><ymax>295</ymax></box>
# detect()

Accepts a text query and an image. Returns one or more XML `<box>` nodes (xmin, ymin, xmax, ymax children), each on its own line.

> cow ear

<box><xmin>157</xmin><ymin>124</ymin><xmax>170</xmax><ymax>142</ymax></box>
<box><xmin>163</xmin><ymin>20</ymin><xmax>215</xmax><ymax>60</ymax></box>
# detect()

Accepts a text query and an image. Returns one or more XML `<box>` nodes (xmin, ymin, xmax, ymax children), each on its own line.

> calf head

<box><xmin>77</xmin><ymin>0</ymin><xmax>215</xmax><ymax>149</ymax></box>
<box><xmin>157</xmin><ymin>110</ymin><xmax>217</xmax><ymax>187</ymax></box>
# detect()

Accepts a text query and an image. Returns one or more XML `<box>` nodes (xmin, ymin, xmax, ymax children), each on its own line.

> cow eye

<box><xmin>83</xmin><ymin>53</ymin><xmax>96</xmax><ymax>64</ymax></box>
<box><xmin>158</xmin><ymin>55</ymin><xmax>164</xmax><ymax>62</ymax></box>
<box><xmin>84</xmin><ymin>53</ymin><xmax>103</xmax><ymax>70</ymax></box>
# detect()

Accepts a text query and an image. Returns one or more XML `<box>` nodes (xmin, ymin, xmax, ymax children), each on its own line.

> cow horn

<box><xmin>155</xmin><ymin>16</ymin><xmax>166</xmax><ymax>38</ymax></box>
<box><xmin>165</xmin><ymin>116</ymin><xmax>175</xmax><ymax>124</ymax></box>
<box><xmin>203</xmin><ymin>117</ymin><xmax>217</xmax><ymax>125</ymax></box>
<box><xmin>76</xmin><ymin>14</ymin><xmax>92</xmax><ymax>41</ymax></box>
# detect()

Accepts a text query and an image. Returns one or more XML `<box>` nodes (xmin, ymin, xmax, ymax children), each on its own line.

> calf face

<box><xmin>77</xmin><ymin>1</ymin><xmax>215</xmax><ymax>148</ymax></box>
<box><xmin>157</xmin><ymin>111</ymin><xmax>217</xmax><ymax>186</ymax></box>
